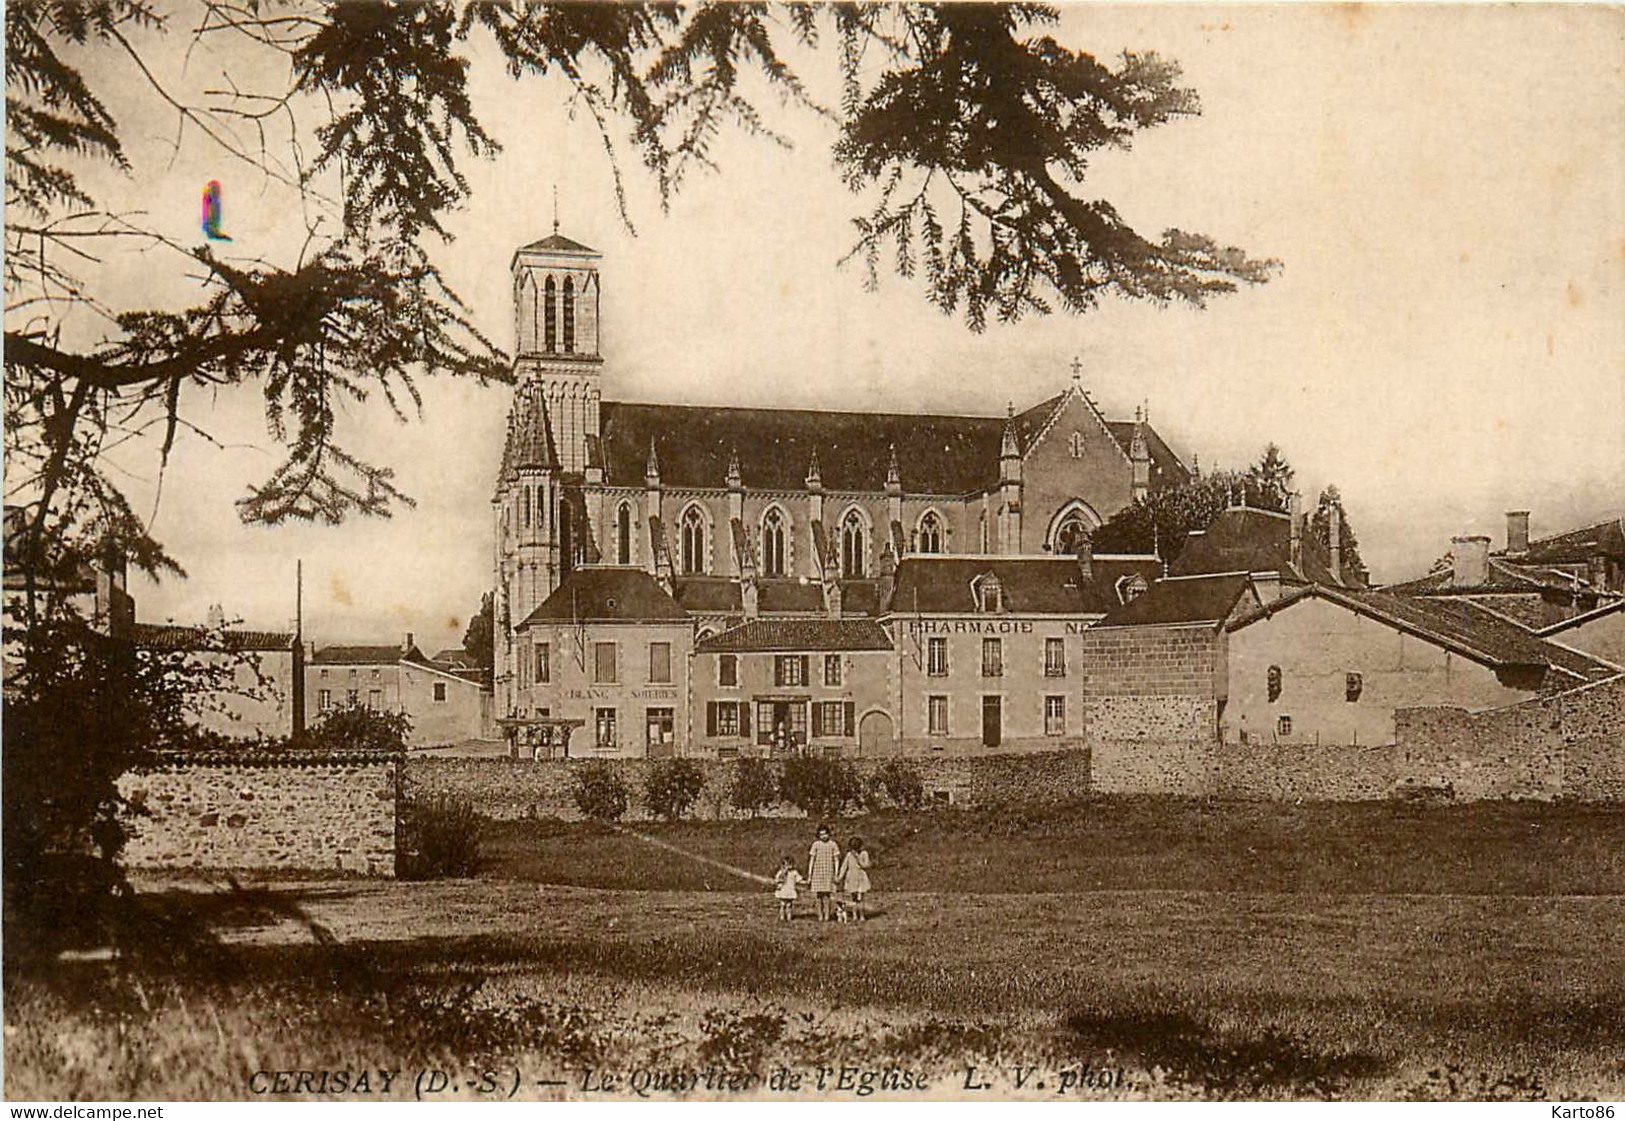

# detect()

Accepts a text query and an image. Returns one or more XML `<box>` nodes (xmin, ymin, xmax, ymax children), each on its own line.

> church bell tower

<box><xmin>510</xmin><ymin>228</ymin><xmax>603</xmax><ymax>474</ymax></box>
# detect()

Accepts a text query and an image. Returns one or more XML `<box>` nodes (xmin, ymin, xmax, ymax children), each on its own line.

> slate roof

<box><xmin>1093</xmin><ymin>573</ymin><xmax>1256</xmax><ymax>629</ymax></box>
<box><xmin>1386</xmin><ymin>557</ymin><xmax>1593</xmax><ymax>596</ymax></box>
<box><xmin>672</xmin><ymin>577</ymin><xmax>743</xmax><ymax>615</ymax></box>
<box><xmin>696</xmin><ymin>618</ymin><xmax>893</xmax><ymax>654</ymax></box>
<box><xmin>1170</xmin><ymin>506</ymin><xmax>1347</xmax><ymax>586</ymax></box>
<box><xmin>311</xmin><ymin>643</ymin><xmax>431</xmax><ymax>665</ymax></box>
<box><xmin>1229</xmin><ymin>585</ymin><xmax>1617</xmax><ymax>684</ymax></box>
<box><xmin>432</xmin><ymin>648</ymin><xmax>475</xmax><ymax>667</ymax></box>
<box><xmin>130</xmin><ymin>623</ymin><xmax>297</xmax><ymax>653</ymax></box>
<box><xmin>595</xmin><ymin>396</ymin><xmax>1186</xmax><ymax>494</ymax></box>
<box><xmin>1538</xmin><ymin>597</ymin><xmax>1625</xmax><ymax>637</ymax></box>
<box><xmin>515</xmin><ymin>233</ymin><xmax>599</xmax><ymax>257</ymax></box>
<box><xmin>1516</xmin><ymin>517</ymin><xmax>1625</xmax><ymax>565</ymax></box>
<box><xmin>886</xmin><ymin>555</ymin><xmax>1163</xmax><ymax>616</ymax></box>
<box><xmin>517</xmin><ymin>567</ymin><xmax>688</xmax><ymax>627</ymax></box>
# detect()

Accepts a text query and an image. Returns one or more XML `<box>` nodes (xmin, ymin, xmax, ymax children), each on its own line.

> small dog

<box><xmin>834</xmin><ymin>899</ymin><xmax>852</xmax><ymax>924</ymax></box>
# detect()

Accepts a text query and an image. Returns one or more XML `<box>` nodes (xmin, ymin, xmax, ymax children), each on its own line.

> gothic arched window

<box><xmin>918</xmin><ymin>512</ymin><xmax>943</xmax><ymax>554</ymax></box>
<box><xmin>543</xmin><ymin>276</ymin><xmax>557</xmax><ymax>352</ymax></box>
<box><xmin>1055</xmin><ymin>516</ymin><xmax>1092</xmax><ymax>556</ymax></box>
<box><xmin>681</xmin><ymin>506</ymin><xmax>706</xmax><ymax>575</ymax></box>
<box><xmin>522</xmin><ymin>485</ymin><xmax>531</xmax><ymax>529</ymax></box>
<box><xmin>841</xmin><ymin>510</ymin><xmax>866</xmax><ymax>578</ymax></box>
<box><xmin>535</xmin><ymin>485</ymin><xmax>544</xmax><ymax>529</ymax></box>
<box><xmin>616</xmin><ymin>502</ymin><xmax>632</xmax><ymax>565</ymax></box>
<box><xmin>762</xmin><ymin>508</ymin><xmax>786</xmax><ymax>577</ymax></box>
<box><xmin>562</xmin><ymin>277</ymin><xmax>576</xmax><ymax>353</ymax></box>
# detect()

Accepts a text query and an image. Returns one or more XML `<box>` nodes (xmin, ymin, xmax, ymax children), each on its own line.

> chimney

<box><xmin>1288</xmin><ymin>491</ymin><xmax>1303</xmax><ymax>575</ymax></box>
<box><xmin>1450</xmin><ymin>535</ymin><xmax>1490</xmax><ymax>587</ymax></box>
<box><xmin>403</xmin><ymin>631</ymin><xmax>415</xmax><ymax>654</ymax></box>
<box><xmin>1328</xmin><ymin>504</ymin><xmax>1342</xmax><ymax>585</ymax></box>
<box><xmin>1506</xmin><ymin>510</ymin><xmax>1530</xmax><ymax>555</ymax></box>
<box><xmin>207</xmin><ymin>603</ymin><xmax>226</xmax><ymax>629</ymax></box>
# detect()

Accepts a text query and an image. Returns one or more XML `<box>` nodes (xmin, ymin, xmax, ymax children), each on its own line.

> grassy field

<box><xmin>7</xmin><ymin>798</ymin><xmax>1625</xmax><ymax>1102</ymax></box>
<box><xmin>482</xmin><ymin>798</ymin><xmax>1625</xmax><ymax>895</ymax></box>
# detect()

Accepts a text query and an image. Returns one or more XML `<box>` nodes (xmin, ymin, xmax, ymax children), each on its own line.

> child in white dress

<box><xmin>773</xmin><ymin>856</ymin><xmax>802</xmax><ymax>922</ymax></box>
<box><xmin>839</xmin><ymin>836</ymin><xmax>872</xmax><ymax>922</ymax></box>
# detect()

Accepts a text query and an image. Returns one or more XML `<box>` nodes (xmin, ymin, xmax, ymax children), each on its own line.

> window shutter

<box><xmin>799</xmin><ymin>655</ymin><xmax>810</xmax><ymax>684</ymax></box>
<box><xmin>812</xmin><ymin>703</ymin><xmax>825</xmax><ymax>738</ymax></box>
<box><xmin>740</xmin><ymin>703</ymin><xmax>751</xmax><ymax>738</ymax></box>
<box><xmin>774</xmin><ymin>658</ymin><xmax>785</xmax><ymax>687</ymax></box>
<box><xmin>844</xmin><ymin>702</ymin><xmax>855</xmax><ymax>736</ymax></box>
<box><xmin>707</xmin><ymin>702</ymin><xmax>718</xmax><ymax>737</ymax></box>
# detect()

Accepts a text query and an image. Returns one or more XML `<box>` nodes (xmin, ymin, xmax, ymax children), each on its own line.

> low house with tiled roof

<box><xmin>691</xmin><ymin>618</ymin><xmax>894</xmax><ymax>758</ymax></box>
<box><xmin>1385</xmin><ymin>512</ymin><xmax>1624</xmax><ymax>631</ymax></box>
<box><xmin>489</xmin><ymin>231</ymin><xmax>1192</xmax><ymax>725</ymax></box>
<box><xmin>1082</xmin><ymin>563</ymin><xmax>1618</xmax><ymax>797</ymax></box>
<box><xmin>129</xmin><ymin>606</ymin><xmax>305</xmax><ymax>741</ymax></box>
<box><xmin>1222</xmin><ymin>585</ymin><xmax>1618</xmax><ymax>754</ymax></box>
<box><xmin>508</xmin><ymin>567</ymin><xmax>692</xmax><ymax>758</ymax></box>
<box><xmin>306</xmin><ymin>633</ymin><xmax>487</xmax><ymax>748</ymax></box>
<box><xmin>1534</xmin><ymin>598</ymin><xmax>1625</xmax><ymax>668</ymax></box>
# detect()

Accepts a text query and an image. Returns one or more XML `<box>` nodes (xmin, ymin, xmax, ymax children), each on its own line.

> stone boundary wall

<box><xmin>119</xmin><ymin>753</ymin><xmax>398</xmax><ymax>875</ymax></box>
<box><xmin>1215</xmin><ymin>740</ymin><xmax>1397</xmax><ymax>801</ymax></box>
<box><xmin>404</xmin><ymin>749</ymin><xmax>1092</xmax><ymax>821</ymax></box>
<box><xmin>1394</xmin><ymin>673</ymin><xmax>1625</xmax><ymax>802</ymax></box>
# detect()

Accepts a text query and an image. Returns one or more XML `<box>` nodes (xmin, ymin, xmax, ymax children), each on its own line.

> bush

<box><xmin>729</xmin><ymin>757</ymin><xmax>779</xmax><ymax>818</ymax></box>
<box><xmin>870</xmin><ymin>759</ymin><xmax>926</xmax><ymax>810</ymax></box>
<box><xmin>572</xmin><ymin>760</ymin><xmax>629</xmax><ymax>822</ymax></box>
<box><xmin>400</xmin><ymin>796</ymin><xmax>481</xmax><ymax>878</ymax></box>
<box><xmin>644</xmin><ymin>758</ymin><xmax>707</xmax><ymax>821</ymax></box>
<box><xmin>298</xmin><ymin>704</ymin><xmax>412</xmax><ymax>753</ymax></box>
<box><xmin>779</xmin><ymin>755</ymin><xmax>863</xmax><ymax>819</ymax></box>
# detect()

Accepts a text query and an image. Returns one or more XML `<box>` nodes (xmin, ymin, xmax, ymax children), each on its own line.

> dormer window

<box><xmin>1117</xmin><ymin>574</ymin><xmax>1149</xmax><ymax>604</ymax></box>
<box><xmin>974</xmin><ymin>573</ymin><xmax>1003</xmax><ymax>614</ymax></box>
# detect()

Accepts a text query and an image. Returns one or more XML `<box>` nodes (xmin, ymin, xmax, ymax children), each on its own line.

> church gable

<box><xmin>1018</xmin><ymin>390</ymin><xmax>1138</xmax><ymax>552</ymax></box>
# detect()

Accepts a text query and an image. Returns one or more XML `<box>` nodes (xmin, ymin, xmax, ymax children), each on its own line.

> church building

<box><xmin>492</xmin><ymin>232</ymin><xmax>1190</xmax><ymax>754</ymax></box>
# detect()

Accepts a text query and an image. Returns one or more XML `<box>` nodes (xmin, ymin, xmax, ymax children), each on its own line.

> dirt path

<box><xmin>613</xmin><ymin>825</ymin><xmax>774</xmax><ymax>886</ymax></box>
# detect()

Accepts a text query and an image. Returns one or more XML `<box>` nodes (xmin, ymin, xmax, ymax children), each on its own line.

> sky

<box><xmin>33</xmin><ymin>3</ymin><xmax>1625</xmax><ymax>654</ymax></box>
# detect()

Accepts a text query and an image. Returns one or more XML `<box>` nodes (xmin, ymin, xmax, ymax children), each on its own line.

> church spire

<box><xmin>1000</xmin><ymin>405</ymin><xmax>1020</xmax><ymax>460</ymax></box>
<box><xmin>805</xmin><ymin>448</ymin><xmax>822</xmax><ymax>489</ymax></box>
<box><xmin>726</xmin><ymin>447</ymin><xmax>742</xmax><ymax>489</ymax></box>
<box><xmin>645</xmin><ymin>436</ymin><xmax>660</xmax><ymax>481</ymax></box>
<box><xmin>885</xmin><ymin>443</ymin><xmax>901</xmax><ymax>489</ymax></box>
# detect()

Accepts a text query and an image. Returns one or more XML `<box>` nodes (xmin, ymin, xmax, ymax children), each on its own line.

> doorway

<box><xmin>646</xmin><ymin>707</ymin><xmax>675</xmax><ymax>757</ymax></box>
<box><xmin>858</xmin><ymin>710</ymin><xmax>893</xmax><ymax>756</ymax></box>
<box><xmin>981</xmin><ymin>695</ymin><xmax>1002</xmax><ymax>748</ymax></box>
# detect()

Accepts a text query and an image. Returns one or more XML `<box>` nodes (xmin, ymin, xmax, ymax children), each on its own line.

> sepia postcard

<box><xmin>4</xmin><ymin>0</ymin><xmax>1623</xmax><ymax>1108</ymax></box>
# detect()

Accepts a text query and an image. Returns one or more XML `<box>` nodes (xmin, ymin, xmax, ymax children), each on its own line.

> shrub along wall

<box><xmin>403</xmin><ymin>750</ymin><xmax>1092</xmax><ymax>822</ymax></box>
<box><xmin>118</xmin><ymin>752</ymin><xmax>398</xmax><ymax>875</ymax></box>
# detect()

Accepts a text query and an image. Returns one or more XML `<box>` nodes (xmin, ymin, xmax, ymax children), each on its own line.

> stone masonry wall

<box><xmin>1083</xmin><ymin>624</ymin><xmax>1221</xmax><ymax>795</ymax></box>
<box><xmin>404</xmin><ymin>749</ymin><xmax>1092</xmax><ymax>821</ymax></box>
<box><xmin>1215</xmin><ymin>740</ymin><xmax>1397</xmax><ymax>801</ymax></box>
<box><xmin>119</xmin><ymin>754</ymin><xmax>397</xmax><ymax>875</ymax></box>
<box><xmin>1393</xmin><ymin>673</ymin><xmax>1625</xmax><ymax>801</ymax></box>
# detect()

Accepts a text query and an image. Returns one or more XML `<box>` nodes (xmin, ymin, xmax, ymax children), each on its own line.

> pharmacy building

<box><xmin>492</xmin><ymin>232</ymin><xmax>1186</xmax><ymax>758</ymax></box>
